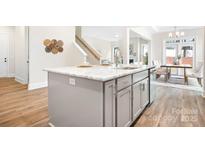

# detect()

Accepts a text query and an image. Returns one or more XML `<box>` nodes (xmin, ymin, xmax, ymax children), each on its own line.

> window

<box><xmin>163</xmin><ymin>37</ymin><xmax>195</xmax><ymax>76</ymax></box>
<box><xmin>180</xmin><ymin>45</ymin><xmax>194</xmax><ymax>66</ymax></box>
<box><xmin>165</xmin><ymin>46</ymin><xmax>177</xmax><ymax>65</ymax></box>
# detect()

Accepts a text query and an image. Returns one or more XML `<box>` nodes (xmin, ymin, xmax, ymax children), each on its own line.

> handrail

<box><xmin>75</xmin><ymin>35</ymin><xmax>102</xmax><ymax>60</ymax></box>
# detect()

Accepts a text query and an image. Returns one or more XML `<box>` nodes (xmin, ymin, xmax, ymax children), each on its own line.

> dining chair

<box><xmin>152</xmin><ymin>60</ymin><xmax>171</xmax><ymax>81</ymax></box>
<box><xmin>186</xmin><ymin>61</ymin><xmax>203</xmax><ymax>86</ymax></box>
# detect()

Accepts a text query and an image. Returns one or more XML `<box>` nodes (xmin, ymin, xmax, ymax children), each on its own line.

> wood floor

<box><xmin>0</xmin><ymin>78</ymin><xmax>49</xmax><ymax>126</ymax></box>
<box><xmin>134</xmin><ymin>86</ymin><xmax>205</xmax><ymax>127</ymax></box>
<box><xmin>0</xmin><ymin>78</ymin><xmax>205</xmax><ymax>127</ymax></box>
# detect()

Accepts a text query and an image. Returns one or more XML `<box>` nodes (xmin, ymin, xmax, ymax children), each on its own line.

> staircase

<box><xmin>75</xmin><ymin>27</ymin><xmax>101</xmax><ymax>65</ymax></box>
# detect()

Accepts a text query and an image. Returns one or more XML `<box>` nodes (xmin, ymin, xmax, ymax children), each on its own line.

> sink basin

<box><xmin>114</xmin><ymin>64</ymin><xmax>142</xmax><ymax>70</ymax></box>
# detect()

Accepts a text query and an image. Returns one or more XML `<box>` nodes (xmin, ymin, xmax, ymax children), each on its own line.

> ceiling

<box><xmin>152</xmin><ymin>26</ymin><xmax>202</xmax><ymax>32</ymax></box>
<box><xmin>82</xmin><ymin>26</ymin><xmax>126</xmax><ymax>42</ymax></box>
<box><xmin>81</xmin><ymin>26</ymin><xmax>203</xmax><ymax>42</ymax></box>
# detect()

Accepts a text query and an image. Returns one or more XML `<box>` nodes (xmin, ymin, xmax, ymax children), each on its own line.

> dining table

<box><xmin>160</xmin><ymin>64</ymin><xmax>192</xmax><ymax>84</ymax></box>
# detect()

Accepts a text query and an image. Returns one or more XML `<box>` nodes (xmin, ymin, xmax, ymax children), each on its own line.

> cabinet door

<box><xmin>133</xmin><ymin>82</ymin><xmax>142</xmax><ymax>120</ymax></box>
<box><xmin>141</xmin><ymin>78</ymin><xmax>149</xmax><ymax>109</ymax></box>
<box><xmin>104</xmin><ymin>80</ymin><xmax>116</xmax><ymax>127</ymax></box>
<box><xmin>117</xmin><ymin>87</ymin><xmax>132</xmax><ymax>127</ymax></box>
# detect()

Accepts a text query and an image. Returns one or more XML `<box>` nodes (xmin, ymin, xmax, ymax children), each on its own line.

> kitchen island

<box><xmin>45</xmin><ymin>65</ymin><xmax>155</xmax><ymax>127</ymax></box>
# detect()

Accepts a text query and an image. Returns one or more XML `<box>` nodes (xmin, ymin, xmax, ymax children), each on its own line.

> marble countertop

<box><xmin>44</xmin><ymin>65</ymin><xmax>155</xmax><ymax>81</ymax></box>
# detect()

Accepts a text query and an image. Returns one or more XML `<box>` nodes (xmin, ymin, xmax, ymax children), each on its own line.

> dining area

<box><xmin>153</xmin><ymin>60</ymin><xmax>203</xmax><ymax>87</ymax></box>
<box><xmin>151</xmin><ymin>32</ymin><xmax>204</xmax><ymax>89</ymax></box>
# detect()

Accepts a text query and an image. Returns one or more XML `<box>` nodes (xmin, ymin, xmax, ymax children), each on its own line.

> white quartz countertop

<box><xmin>44</xmin><ymin>65</ymin><xmax>155</xmax><ymax>81</ymax></box>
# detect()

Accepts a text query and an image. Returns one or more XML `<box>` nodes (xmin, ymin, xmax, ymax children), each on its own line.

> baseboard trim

<box><xmin>48</xmin><ymin>122</ymin><xmax>55</xmax><ymax>127</ymax></box>
<box><xmin>28</xmin><ymin>81</ymin><xmax>48</xmax><ymax>90</ymax></box>
<box><xmin>8</xmin><ymin>73</ymin><xmax>15</xmax><ymax>77</ymax></box>
<box><xmin>15</xmin><ymin>76</ymin><xmax>27</xmax><ymax>84</ymax></box>
<box><xmin>201</xmin><ymin>91</ymin><xmax>205</xmax><ymax>98</ymax></box>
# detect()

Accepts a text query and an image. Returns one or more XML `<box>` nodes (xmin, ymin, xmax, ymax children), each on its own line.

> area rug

<box><xmin>152</xmin><ymin>76</ymin><xmax>202</xmax><ymax>92</ymax></box>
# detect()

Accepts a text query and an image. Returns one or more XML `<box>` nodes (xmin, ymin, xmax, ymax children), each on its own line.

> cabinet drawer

<box><xmin>133</xmin><ymin>70</ymin><xmax>148</xmax><ymax>83</ymax></box>
<box><xmin>117</xmin><ymin>75</ymin><xmax>131</xmax><ymax>91</ymax></box>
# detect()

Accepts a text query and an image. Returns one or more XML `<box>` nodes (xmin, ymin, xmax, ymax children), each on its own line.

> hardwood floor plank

<box><xmin>0</xmin><ymin>78</ymin><xmax>48</xmax><ymax>127</ymax></box>
<box><xmin>135</xmin><ymin>86</ymin><xmax>205</xmax><ymax>127</ymax></box>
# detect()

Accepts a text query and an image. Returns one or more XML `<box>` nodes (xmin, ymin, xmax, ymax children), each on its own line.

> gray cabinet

<box><xmin>133</xmin><ymin>82</ymin><xmax>142</xmax><ymax>120</ymax></box>
<box><xmin>117</xmin><ymin>86</ymin><xmax>132</xmax><ymax>127</ymax></box>
<box><xmin>105</xmin><ymin>74</ymin><xmax>150</xmax><ymax>127</ymax></box>
<box><xmin>133</xmin><ymin>78</ymin><xmax>149</xmax><ymax>121</ymax></box>
<box><xmin>104</xmin><ymin>80</ymin><xmax>116</xmax><ymax>127</ymax></box>
<box><xmin>141</xmin><ymin>78</ymin><xmax>149</xmax><ymax>109</ymax></box>
<box><xmin>48</xmin><ymin>73</ymin><xmax>103</xmax><ymax>127</ymax></box>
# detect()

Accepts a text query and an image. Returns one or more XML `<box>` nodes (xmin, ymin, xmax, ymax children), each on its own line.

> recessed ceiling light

<box><xmin>114</xmin><ymin>34</ymin><xmax>119</xmax><ymax>38</ymax></box>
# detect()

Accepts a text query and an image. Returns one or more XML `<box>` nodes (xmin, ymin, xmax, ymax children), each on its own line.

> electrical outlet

<box><xmin>69</xmin><ymin>78</ymin><xmax>75</xmax><ymax>86</ymax></box>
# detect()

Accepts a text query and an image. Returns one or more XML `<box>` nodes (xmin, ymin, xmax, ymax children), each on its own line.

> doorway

<box><xmin>0</xmin><ymin>33</ymin><xmax>9</xmax><ymax>77</ymax></box>
<box><xmin>0</xmin><ymin>26</ymin><xmax>29</xmax><ymax>86</ymax></box>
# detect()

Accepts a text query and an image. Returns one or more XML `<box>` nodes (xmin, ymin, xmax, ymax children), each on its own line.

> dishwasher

<box><xmin>150</xmin><ymin>68</ymin><xmax>157</xmax><ymax>104</ymax></box>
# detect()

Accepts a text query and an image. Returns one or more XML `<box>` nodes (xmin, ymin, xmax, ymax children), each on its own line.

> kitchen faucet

<box><xmin>114</xmin><ymin>48</ymin><xmax>122</xmax><ymax>68</ymax></box>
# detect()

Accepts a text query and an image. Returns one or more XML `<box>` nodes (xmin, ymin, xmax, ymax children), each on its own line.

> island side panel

<box><xmin>48</xmin><ymin>72</ymin><xmax>104</xmax><ymax>127</ymax></box>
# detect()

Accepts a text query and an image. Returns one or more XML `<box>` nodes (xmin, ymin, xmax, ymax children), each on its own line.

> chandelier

<box><xmin>168</xmin><ymin>26</ymin><xmax>184</xmax><ymax>38</ymax></box>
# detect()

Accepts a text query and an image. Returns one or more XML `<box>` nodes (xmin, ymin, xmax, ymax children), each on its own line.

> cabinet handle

<box><xmin>141</xmin><ymin>83</ymin><xmax>145</xmax><ymax>91</ymax></box>
<box><xmin>109</xmin><ymin>85</ymin><xmax>115</xmax><ymax>89</ymax></box>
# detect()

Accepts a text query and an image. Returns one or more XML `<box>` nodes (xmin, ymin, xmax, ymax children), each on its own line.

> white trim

<box><xmin>73</xmin><ymin>41</ymin><xmax>88</xmax><ymax>63</ymax></box>
<box><xmin>48</xmin><ymin>123</ymin><xmax>55</xmax><ymax>127</ymax></box>
<box><xmin>201</xmin><ymin>91</ymin><xmax>205</xmax><ymax>98</ymax></box>
<box><xmin>15</xmin><ymin>76</ymin><xmax>27</xmax><ymax>84</ymax></box>
<box><xmin>73</xmin><ymin>41</ymin><xmax>87</xmax><ymax>57</ymax></box>
<box><xmin>28</xmin><ymin>81</ymin><xmax>48</xmax><ymax>90</ymax></box>
<box><xmin>8</xmin><ymin>73</ymin><xmax>15</xmax><ymax>77</ymax></box>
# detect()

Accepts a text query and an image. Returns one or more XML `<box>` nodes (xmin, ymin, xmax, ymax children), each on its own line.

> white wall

<box><xmin>0</xmin><ymin>26</ymin><xmax>15</xmax><ymax>77</ymax></box>
<box><xmin>82</xmin><ymin>36</ymin><xmax>112</xmax><ymax>60</ymax></box>
<box><xmin>130</xmin><ymin>27</ymin><xmax>153</xmax><ymax>41</ymax></box>
<box><xmin>152</xmin><ymin>28</ymin><xmax>205</xmax><ymax>66</ymax></box>
<box><xmin>14</xmin><ymin>26</ymin><xmax>28</xmax><ymax>84</ymax></box>
<box><xmin>130</xmin><ymin>27</ymin><xmax>153</xmax><ymax>65</ymax></box>
<box><xmin>130</xmin><ymin>37</ymin><xmax>139</xmax><ymax>62</ymax></box>
<box><xmin>28</xmin><ymin>26</ymin><xmax>84</xmax><ymax>90</ymax></box>
<box><xmin>119</xmin><ymin>28</ymin><xmax>130</xmax><ymax>64</ymax></box>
